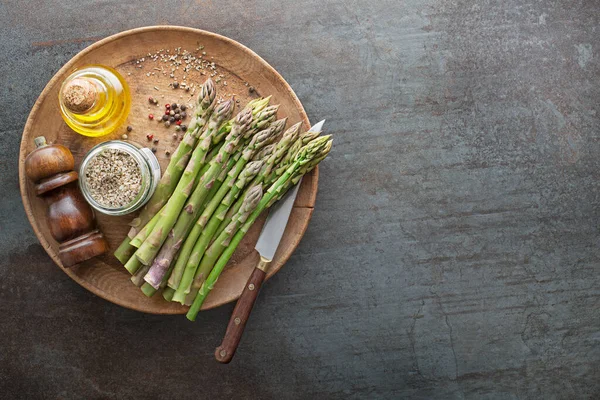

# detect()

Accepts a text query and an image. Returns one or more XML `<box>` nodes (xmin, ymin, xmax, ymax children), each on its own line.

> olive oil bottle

<box><xmin>58</xmin><ymin>65</ymin><xmax>131</xmax><ymax>137</ymax></box>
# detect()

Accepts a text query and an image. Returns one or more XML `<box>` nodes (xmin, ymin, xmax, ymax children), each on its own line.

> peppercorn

<box><xmin>176</xmin><ymin>120</ymin><xmax>182</xmax><ymax>125</ymax></box>
<box><xmin>175</xmin><ymin>126</ymin><xmax>181</xmax><ymax>132</ymax></box>
<box><xmin>151</xmin><ymin>147</ymin><xmax>157</xmax><ymax>153</ymax></box>
<box><xmin>127</xmin><ymin>125</ymin><xmax>133</xmax><ymax>132</ymax></box>
<box><xmin>181</xmin><ymin>111</ymin><xmax>187</xmax><ymax>119</ymax></box>
<box><xmin>169</xmin><ymin>116</ymin><xmax>175</xmax><ymax>123</ymax></box>
<box><xmin>180</xmin><ymin>124</ymin><xmax>187</xmax><ymax>131</ymax></box>
<box><xmin>165</xmin><ymin>121</ymin><xmax>171</xmax><ymax>128</ymax></box>
<box><xmin>162</xmin><ymin>114</ymin><xmax>168</xmax><ymax>121</ymax></box>
<box><xmin>174</xmin><ymin>114</ymin><xmax>181</xmax><ymax>121</ymax></box>
<box><xmin>174</xmin><ymin>108</ymin><xmax>181</xmax><ymax>114</ymax></box>
<box><xmin>148</xmin><ymin>96</ymin><xmax>154</xmax><ymax>104</ymax></box>
<box><xmin>171</xmin><ymin>103</ymin><xmax>177</xmax><ymax>109</ymax></box>
<box><xmin>153</xmin><ymin>138</ymin><xmax>159</xmax><ymax>144</ymax></box>
<box><xmin>153</xmin><ymin>99</ymin><xmax>159</xmax><ymax>105</ymax></box>
<box><xmin>173</xmin><ymin>133</ymin><xmax>178</xmax><ymax>139</ymax></box>
<box><xmin>165</xmin><ymin>150</ymin><xmax>171</xmax><ymax>156</ymax></box>
<box><xmin>169</xmin><ymin>110</ymin><xmax>175</xmax><ymax>116</ymax></box>
<box><xmin>165</xmin><ymin>104</ymin><xmax>171</xmax><ymax>109</ymax></box>
<box><xmin>121</xmin><ymin>134</ymin><xmax>128</xmax><ymax>140</ymax></box>
<box><xmin>146</xmin><ymin>134</ymin><xmax>153</xmax><ymax>141</ymax></box>
<box><xmin>148</xmin><ymin>114</ymin><xmax>154</xmax><ymax>120</ymax></box>
<box><xmin>173</xmin><ymin>82</ymin><xmax>179</xmax><ymax>89</ymax></box>
<box><xmin>180</xmin><ymin>104</ymin><xmax>187</xmax><ymax>111</ymax></box>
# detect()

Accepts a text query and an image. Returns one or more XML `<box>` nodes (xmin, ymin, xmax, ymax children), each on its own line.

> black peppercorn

<box><xmin>151</xmin><ymin>147</ymin><xmax>157</xmax><ymax>153</ymax></box>
<box><xmin>174</xmin><ymin>114</ymin><xmax>181</xmax><ymax>121</ymax></box>
<box><xmin>162</xmin><ymin>114</ymin><xmax>168</xmax><ymax>121</ymax></box>
<box><xmin>126</xmin><ymin>125</ymin><xmax>133</xmax><ymax>132</ymax></box>
<box><xmin>169</xmin><ymin>116</ymin><xmax>175</xmax><ymax>123</ymax></box>
<box><xmin>180</xmin><ymin>125</ymin><xmax>187</xmax><ymax>131</ymax></box>
<box><xmin>174</xmin><ymin>108</ymin><xmax>181</xmax><ymax>114</ymax></box>
<box><xmin>181</xmin><ymin>111</ymin><xmax>187</xmax><ymax>119</ymax></box>
<box><xmin>171</xmin><ymin>103</ymin><xmax>177</xmax><ymax>109</ymax></box>
<box><xmin>180</xmin><ymin>105</ymin><xmax>187</xmax><ymax>111</ymax></box>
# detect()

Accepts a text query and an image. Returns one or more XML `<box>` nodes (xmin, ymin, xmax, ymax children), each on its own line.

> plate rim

<box><xmin>18</xmin><ymin>25</ymin><xmax>319</xmax><ymax>314</ymax></box>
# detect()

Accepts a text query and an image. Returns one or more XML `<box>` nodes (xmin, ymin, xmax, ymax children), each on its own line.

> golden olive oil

<box><xmin>59</xmin><ymin>65</ymin><xmax>131</xmax><ymax>137</ymax></box>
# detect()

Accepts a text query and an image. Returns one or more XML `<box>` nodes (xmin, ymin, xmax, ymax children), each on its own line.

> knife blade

<box><xmin>215</xmin><ymin>120</ymin><xmax>325</xmax><ymax>363</ymax></box>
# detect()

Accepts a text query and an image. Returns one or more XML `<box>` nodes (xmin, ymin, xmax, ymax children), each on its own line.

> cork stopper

<box><xmin>62</xmin><ymin>78</ymin><xmax>97</xmax><ymax>113</ymax></box>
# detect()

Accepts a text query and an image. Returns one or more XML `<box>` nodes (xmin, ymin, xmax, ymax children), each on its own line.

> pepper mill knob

<box><xmin>24</xmin><ymin>136</ymin><xmax>108</xmax><ymax>267</ymax></box>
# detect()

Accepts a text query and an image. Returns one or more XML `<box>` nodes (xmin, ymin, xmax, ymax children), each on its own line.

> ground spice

<box><xmin>85</xmin><ymin>149</ymin><xmax>142</xmax><ymax>208</ymax></box>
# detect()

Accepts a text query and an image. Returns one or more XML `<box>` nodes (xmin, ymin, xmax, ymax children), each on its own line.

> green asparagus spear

<box><xmin>132</xmin><ymin>99</ymin><xmax>234</xmax><ymax>265</ymax></box>
<box><xmin>170</xmin><ymin>160</ymin><xmax>264</xmax><ymax>301</ymax></box>
<box><xmin>134</xmin><ymin>103</ymin><xmax>248</xmax><ymax>266</ymax></box>
<box><xmin>143</xmin><ymin>150</ymin><xmax>241</xmax><ymax>288</ymax></box>
<box><xmin>128</xmin><ymin>79</ymin><xmax>216</xmax><ymax>236</ymax></box>
<box><xmin>186</xmin><ymin>136</ymin><xmax>332</xmax><ymax>320</ymax></box>
<box><xmin>146</xmin><ymin>118</ymin><xmax>284</xmax><ymax>290</ymax></box>
<box><xmin>213</xmin><ymin>122</ymin><xmax>302</xmax><ymax>241</ymax></box>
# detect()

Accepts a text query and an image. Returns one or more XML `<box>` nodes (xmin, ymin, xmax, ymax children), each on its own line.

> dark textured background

<box><xmin>1</xmin><ymin>1</ymin><xmax>599</xmax><ymax>399</ymax></box>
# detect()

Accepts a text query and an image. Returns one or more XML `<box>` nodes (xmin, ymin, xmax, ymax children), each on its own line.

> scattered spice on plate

<box><xmin>84</xmin><ymin>149</ymin><xmax>141</xmax><ymax>208</ymax></box>
<box><xmin>127</xmin><ymin>125</ymin><xmax>133</xmax><ymax>132</ymax></box>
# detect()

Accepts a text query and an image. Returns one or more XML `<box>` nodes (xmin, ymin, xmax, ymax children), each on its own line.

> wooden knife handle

<box><xmin>215</xmin><ymin>266</ymin><xmax>267</xmax><ymax>363</ymax></box>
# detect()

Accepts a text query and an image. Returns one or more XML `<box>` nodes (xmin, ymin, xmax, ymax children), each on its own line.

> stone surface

<box><xmin>1</xmin><ymin>1</ymin><xmax>599</xmax><ymax>399</ymax></box>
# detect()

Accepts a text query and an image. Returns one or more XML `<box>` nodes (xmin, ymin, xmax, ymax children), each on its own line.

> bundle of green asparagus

<box><xmin>114</xmin><ymin>78</ymin><xmax>332</xmax><ymax>320</ymax></box>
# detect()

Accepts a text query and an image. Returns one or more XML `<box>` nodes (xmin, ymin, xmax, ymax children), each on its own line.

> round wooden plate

<box><xmin>19</xmin><ymin>26</ymin><xmax>318</xmax><ymax>314</ymax></box>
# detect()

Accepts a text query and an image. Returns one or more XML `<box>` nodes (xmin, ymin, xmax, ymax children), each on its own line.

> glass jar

<box><xmin>78</xmin><ymin>140</ymin><xmax>160</xmax><ymax>216</ymax></box>
<box><xmin>58</xmin><ymin>65</ymin><xmax>131</xmax><ymax>137</ymax></box>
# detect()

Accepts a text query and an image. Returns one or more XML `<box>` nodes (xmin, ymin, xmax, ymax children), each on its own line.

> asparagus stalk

<box><xmin>170</xmin><ymin>160</ymin><xmax>264</xmax><ymax>301</ymax></box>
<box><xmin>129</xmin><ymin>204</ymin><xmax>165</xmax><ymax>248</ymax></box>
<box><xmin>131</xmin><ymin>263</ymin><xmax>151</xmax><ymax>287</ymax></box>
<box><xmin>116</xmin><ymin>98</ymin><xmax>269</xmax><ymax>262</ymax></box>
<box><xmin>186</xmin><ymin>136</ymin><xmax>332</xmax><ymax>320</ymax></box>
<box><xmin>143</xmin><ymin>150</ymin><xmax>242</xmax><ymax>289</ymax></box>
<box><xmin>132</xmin><ymin>100</ymin><xmax>235</xmax><ymax>265</ymax></box>
<box><xmin>124</xmin><ymin>253</ymin><xmax>143</xmax><ymax>274</ymax></box>
<box><xmin>174</xmin><ymin>126</ymin><xmax>287</xmax><ymax>302</ymax></box>
<box><xmin>126</xmin><ymin>79</ymin><xmax>216</xmax><ymax>238</ymax></box>
<box><xmin>146</xmin><ymin>118</ymin><xmax>284</xmax><ymax>290</ymax></box>
<box><xmin>114</xmin><ymin>237</ymin><xmax>135</xmax><ymax>264</ymax></box>
<box><xmin>213</xmin><ymin>122</ymin><xmax>303</xmax><ymax>241</ymax></box>
<box><xmin>166</xmin><ymin>143</ymin><xmax>274</xmax><ymax>291</ymax></box>
<box><xmin>163</xmin><ymin>286</ymin><xmax>176</xmax><ymax>302</ymax></box>
<box><xmin>141</xmin><ymin>260</ymin><xmax>175</xmax><ymax>297</ymax></box>
<box><xmin>134</xmin><ymin>104</ymin><xmax>250</xmax><ymax>266</ymax></box>
<box><xmin>183</xmin><ymin>185</ymin><xmax>263</xmax><ymax>310</ymax></box>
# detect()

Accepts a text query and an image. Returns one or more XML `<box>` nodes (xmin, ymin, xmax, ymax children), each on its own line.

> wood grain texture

<box><xmin>18</xmin><ymin>27</ymin><xmax>317</xmax><ymax>314</ymax></box>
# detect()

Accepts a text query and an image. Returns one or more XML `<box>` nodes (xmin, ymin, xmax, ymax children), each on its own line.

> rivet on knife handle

<box><xmin>215</xmin><ymin>258</ymin><xmax>270</xmax><ymax>363</ymax></box>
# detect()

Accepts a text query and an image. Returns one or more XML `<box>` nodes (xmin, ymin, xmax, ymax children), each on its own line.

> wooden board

<box><xmin>18</xmin><ymin>26</ymin><xmax>318</xmax><ymax>314</ymax></box>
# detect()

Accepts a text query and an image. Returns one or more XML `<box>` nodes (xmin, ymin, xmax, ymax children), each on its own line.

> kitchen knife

<box><xmin>214</xmin><ymin>120</ymin><xmax>325</xmax><ymax>363</ymax></box>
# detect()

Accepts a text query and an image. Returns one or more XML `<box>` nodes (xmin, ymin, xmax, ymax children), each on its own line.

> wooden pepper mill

<box><xmin>24</xmin><ymin>136</ymin><xmax>108</xmax><ymax>267</ymax></box>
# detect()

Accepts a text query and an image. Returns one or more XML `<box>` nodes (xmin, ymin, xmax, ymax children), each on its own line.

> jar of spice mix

<box><xmin>79</xmin><ymin>141</ymin><xmax>160</xmax><ymax>216</ymax></box>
